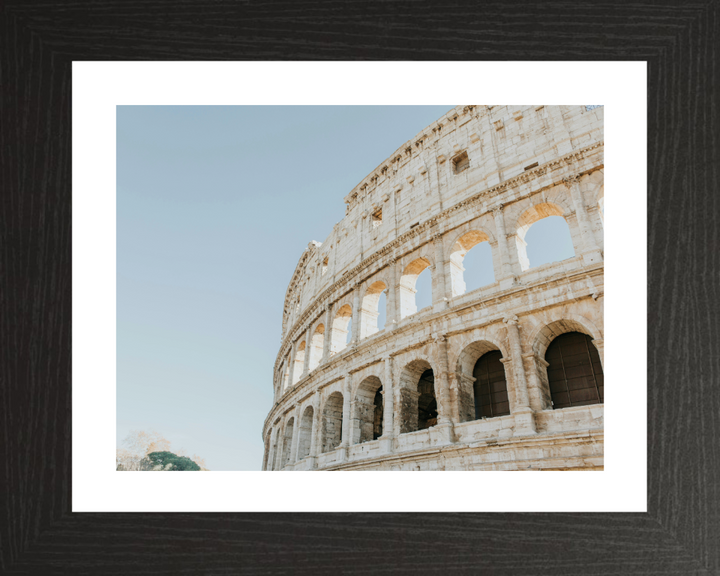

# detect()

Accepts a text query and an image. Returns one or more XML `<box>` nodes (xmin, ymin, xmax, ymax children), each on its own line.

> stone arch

<box><xmin>360</xmin><ymin>281</ymin><xmax>388</xmax><ymax>339</ymax></box>
<box><xmin>330</xmin><ymin>303</ymin><xmax>353</xmax><ymax>354</ymax></box>
<box><xmin>280</xmin><ymin>417</ymin><xmax>295</xmax><ymax>468</ymax></box>
<box><xmin>292</xmin><ymin>341</ymin><xmax>306</xmax><ymax>385</ymax></box>
<box><xmin>448</xmin><ymin>230</ymin><xmax>494</xmax><ymax>297</ymax></box>
<box><xmin>321</xmin><ymin>391</ymin><xmax>344</xmax><ymax>453</ymax></box>
<box><xmin>545</xmin><ymin>331</ymin><xmax>604</xmax><ymax>409</ymax></box>
<box><xmin>308</xmin><ymin>324</ymin><xmax>324</xmax><ymax>371</ymax></box>
<box><xmin>453</xmin><ymin>339</ymin><xmax>509</xmax><ymax>423</ymax></box>
<box><xmin>397</xmin><ymin>358</ymin><xmax>437</xmax><ymax>434</ymax></box>
<box><xmin>529</xmin><ymin>315</ymin><xmax>603</xmax><ymax>359</ymax></box>
<box><xmin>399</xmin><ymin>257</ymin><xmax>432</xmax><ymax>319</ymax></box>
<box><xmin>527</xmin><ymin>316</ymin><xmax>604</xmax><ymax>410</ymax></box>
<box><xmin>513</xmin><ymin>201</ymin><xmax>576</xmax><ymax>271</ymax></box>
<box><xmin>297</xmin><ymin>405</ymin><xmax>314</xmax><ymax>461</ymax></box>
<box><xmin>353</xmin><ymin>375</ymin><xmax>383</xmax><ymax>444</ymax></box>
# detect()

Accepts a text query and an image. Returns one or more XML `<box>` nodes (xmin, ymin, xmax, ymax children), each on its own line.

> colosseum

<box><xmin>262</xmin><ymin>105</ymin><xmax>604</xmax><ymax>471</ymax></box>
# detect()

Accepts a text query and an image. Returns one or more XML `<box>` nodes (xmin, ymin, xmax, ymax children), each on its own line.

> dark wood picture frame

<box><xmin>2</xmin><ymin>2</ymin><xmax>718</xmax><ymax>574</ymax></box>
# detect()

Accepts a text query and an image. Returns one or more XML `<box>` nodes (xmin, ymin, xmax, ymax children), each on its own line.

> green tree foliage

<box><xmin>144</xmin><ymin>451</ymin><xmax>201</xmax><ymax>471</ymax></box>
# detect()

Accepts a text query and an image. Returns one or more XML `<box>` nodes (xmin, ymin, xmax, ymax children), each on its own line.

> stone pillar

<box><xmin>266</xmin><ymin>428</ymin><xmax>276</xmax><ymax>471</ymax></box>
<box><xmin>387</xmin><ymin>258</ymin><xmax>399</xmax><ymax>327</ymax></box>
<box><xmin>432</xmin><ymin>233</ymin><xmax>449</xmax><ymax>311</ymax></box>
<box><xmin>262</xmin><ymin>430</ymin><xmax>270</xmax><ymax>471</ymax></box>
<box><xmin>309</xmin><ymin>392</ymin><xmax>322</xmax><ymax>460</ymax></box>
<box><xmin>301</xmin><ymin>325</ymin><xmax>312</xmax><ymax>379</ymax></box>
<box><xmin>433</xmin><ymin>334</ymin><xmax>456</xmax><ymax>443</ymax></box>
<box><xmin>380</xmin><ymin>355</ymin><xmax>395</xmax><ymax>452</ymax></box>
<box><xmin>321</xmin><ymin>303</ymin><xmax>333</xmax><ymax>364</ymax></box>
<box><xmin>341</xmin><ymin>373</ymin><xmax>352</xmax><ymax>450</ymax></box>
<box><xmin>288</xmin><ymin>339</ymin><xmax>298</xmax><ymax>386</ymax></box>
<box><xmin>351</xmin><ymin>284</ymin><xmax>360</xmax><ymax>345</ymax></box>
<box><xmin>393</xmin><ymin>382</ymin><xmax>404</xmax><ymax>439</ymax></box>
<box><xmin>563</xmin><ymin>175</ymin><xmax>603</xmax><ymax>264</ymax></box>
<box><xmin>503</xmin><ymin>315</ymin><xmax>536</xmax><ymax>435</ymax></box>
<box><xmin>492</xmin><ymin>205</ymin><xmax>517</xmax><ymax>286</ymax></box>
<box><xmin>522</xmin><ymin>352</ymin><xmax>550</xmax><ymax>411</ymax></box>
<box><xmin>289</xmin><ymin>403</ymin><xmax>301</xmax><ymax>465</ymax></box>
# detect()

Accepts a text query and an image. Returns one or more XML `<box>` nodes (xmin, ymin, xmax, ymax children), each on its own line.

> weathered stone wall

<box><xmin>263</xmin><ymin>105</ymin><xmax>604</xmax><ymax>471</ymax></box>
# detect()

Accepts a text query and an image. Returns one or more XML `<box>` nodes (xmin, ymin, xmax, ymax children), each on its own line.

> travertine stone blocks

<box><xmin>263</xmin><ymin>105</ymin><xmax>604</xmax><ymax>471</ymax></box>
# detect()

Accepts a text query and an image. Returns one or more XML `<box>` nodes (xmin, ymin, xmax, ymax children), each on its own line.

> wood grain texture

<box><xmin>1</xmin><ymin>1</ymin><xmax>718</xmax><ymax>573</ymax></box>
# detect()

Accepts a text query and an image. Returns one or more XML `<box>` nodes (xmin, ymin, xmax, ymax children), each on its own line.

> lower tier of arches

<box><xmin>263</xmin><ymin>267</ymin><xmax>604</xmax><ymax>472</ymax></box>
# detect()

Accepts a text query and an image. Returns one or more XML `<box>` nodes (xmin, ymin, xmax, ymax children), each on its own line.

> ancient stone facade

<box><xmin>262</xmin><ymin>105</ymin><xmax>604</xmax><ymax>471</ymax></box>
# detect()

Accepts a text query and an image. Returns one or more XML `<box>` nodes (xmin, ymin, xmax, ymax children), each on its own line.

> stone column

<box><xmin>522</xmin><ymin>352</ymin><xmax>551</xmax><ymax>411</ymax></box>
<box><xmin>450</xmin><ymin>372</ymin><xmax>476</xmax><ymax>423</ymax></box>
<box><xmin>262</xmin><ymin>430</ymin><xmax>271</xmax><ymax>471</ymax></box>
<box><xmin>341</xmin><ymin>373</ymin><xmax>352</xmax><ymax>450</ymax></box>
<box><xmin>492</xmin><ymin>205</ymin><xmax>517</xmax><ymax>285</ymax></box>
<box><xmin>283</xmin><ymin>340</ymin><xmax>297</xmax><ymax>391</ymax></box>
<box><xmin>351</xmin><ymin>284</ymin><xmax>360</xmax><ymax>345</ymax></box>
<box><xmin>503</xmin><ymin>315</ymin><xmax>536</xmax><ymax>435</ymax></box>
<box><xmin>289</xmin><ymin>403</ymin><xmax>302</xmax><ymax>466</ymax></box>
<box><xmin>266</xmin><ymin>428</ymin><xmax>276</xmax><ymax>471</ymax></box>
<box><xmin>393</xmin><ymin>382</ymin><xmax>403</xmax><ymax>439</ymax></box>
<box><xmin>433</xmin><ymin>334</ymin><xmax>456</xmax><ymax>443</ymax></box>
<box><xmin>309</xmin><ymin>392</ymin><xmax>322</xmax><ymax>461</ymax></box>
<box><xmin>301</xmin><ymin>325</ymin><xmax>312</xmax><ymax>379</ymax></box>
<box><xmin>432</xmin><ymin>233</ymin><xmax>449</xmax><ymax>311</ymax></box>
<box><xmin>276</xmin><ymin>426</ymin><xmax>287</xmax><ymax>470</ymax></box>
<box><xmin>380</xmin><ymin>355</ymin><xmax>395</xmax><ymax>452</ymax></box>
<box><xmin>563</xmin><ymin>175</ymin><xmax>602</xmax><ymax>264</ymax></box>
<box><xmin>321</xmin><ymin>303</ymin><xmax>333</xmax><ymax>364</ymax></box>
<box><xmin>387</xmin><ymin>258</ymin><xmax>399</xmax><ymax>327</ymax></box>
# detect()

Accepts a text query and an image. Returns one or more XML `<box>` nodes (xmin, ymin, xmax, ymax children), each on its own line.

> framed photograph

<box><xmin>4</xmin><ymin>2</ymin><xmax>717</xmax><ymax>574</ymax></box>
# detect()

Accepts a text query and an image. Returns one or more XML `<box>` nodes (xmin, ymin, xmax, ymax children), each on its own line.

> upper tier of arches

<box><xmin>280</xmin><ymin>105</ymin><xmax>604</xmax><ymax>339</ymax></box>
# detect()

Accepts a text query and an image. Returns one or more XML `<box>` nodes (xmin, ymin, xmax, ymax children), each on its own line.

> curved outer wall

<box><xmin>263</xmin><ymin>105</ymin><xmax>604</xmax><ymax>471</ymax></box>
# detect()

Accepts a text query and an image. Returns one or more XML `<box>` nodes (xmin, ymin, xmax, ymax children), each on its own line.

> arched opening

<box><xmin>360</xmin><ymin>281</ymin><xmax>388</xmax><ymax>339</ymax></box>
<box><xmin>399</xmin><ymin>258</ymin><xmax>432</xmax><ymax>319</ymax></box>
<box><xmin>398</xmin><ymin>359</ymin><xmax>437</xmax><ymax>433</ymax></box>
<box><xmin>417</xmin><ymin>369</ymin><xmax>438</xmax><ymax>430</ymax></box>
<box><xmin>515</xmin><ymin>203</ymin><xmax>575</xmax><ymax>271</ymax></box>
<box><xmin>546</xmin><ymin>331</ymin><xmax>603</xmax><ymax>409</ymax></box>
<box><xmin>330</xmin><ymin>304</ymin><xmax>352</xmax><ymax>354</ymax></box>
<box><xmin>454</xmin><ymin>340</ymin><xmax>506</xmax><ymax>422</ymax></box>
<box><xmin>308</xmin><ymin>324</ymin><xmax>324</xmax><ymax>371</ymax></box>
<box><xmin>292</xmin><ymin>341</ymin><xmax>306</xmax><ymax>384</ymax></box>
<box><xmin>354</xmin><ymin>376</ymin><xmax>383</xmax><ymax>444</ymax></box>
<box><xmin>281</xmin><ymin>417</ymin><xmax>294</xmax><ymax>468</ymax></box>
<box><xmin>322</xmin><ymin>392</ymin><xmax>344</xmax><ymax>453</ymax></box>
<box><xmin>297</xmin><ymin>406</ymin><xmax>314</xmax><ymax>460</ymax></box>
<box><xmin>473</xmin><ymin>351</ymin><xmax>510</xmax><ymax>419</ymax></box>
<box><xmin>377</xmin><ymin>292</ymin><xmax>386</xmax><ymax>331</ymax></box>
<box><xmin>449</xmin><ymin>230</ymin><xmax>494</xmax><ymax>296</ymax></box>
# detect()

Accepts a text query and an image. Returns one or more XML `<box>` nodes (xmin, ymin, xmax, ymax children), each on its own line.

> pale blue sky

<box><xmin>117</xmin><ymin>106</ymin><xmax>573</xmax><ymax>470</ymax></box>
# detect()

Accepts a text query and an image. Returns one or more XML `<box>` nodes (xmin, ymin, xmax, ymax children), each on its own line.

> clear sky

<box><xmin>117</xmin><ymin>105</ymin><xmax>574</xmax><ymax>470</ymax></box>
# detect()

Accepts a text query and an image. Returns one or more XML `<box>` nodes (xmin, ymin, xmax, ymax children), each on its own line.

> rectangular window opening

<box><xmin>452</xmin><ymin>151</ymin><xmax>469</xmax><ymax>174</ymax></box>
<box><xmin>372</xmin><ymin>208</ymin><xmax>383</xmax><ymax>228</ymax></box>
